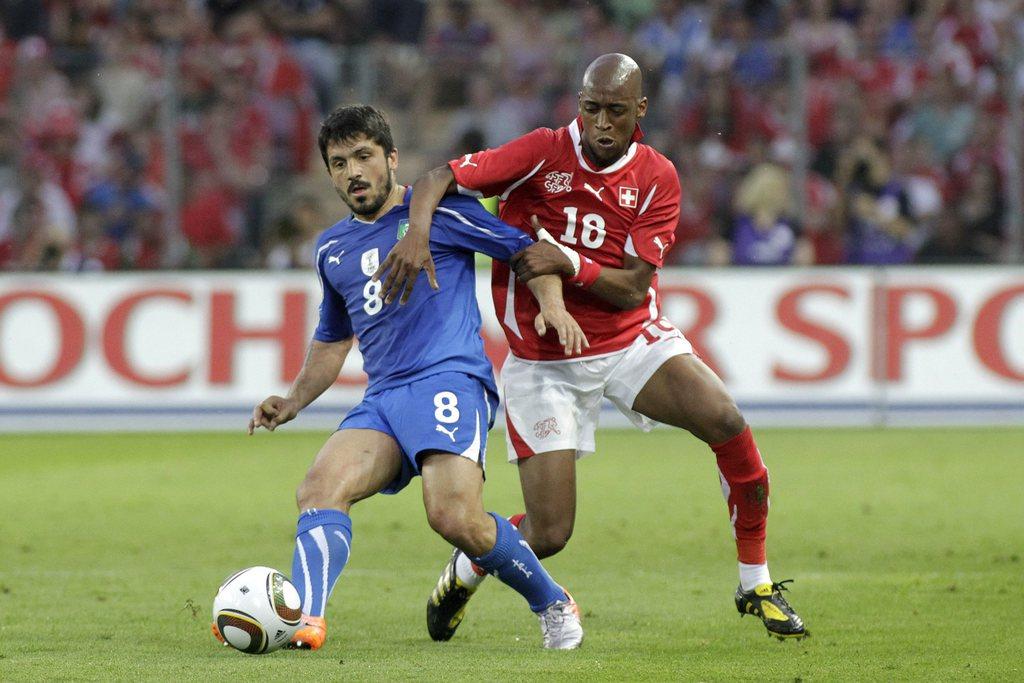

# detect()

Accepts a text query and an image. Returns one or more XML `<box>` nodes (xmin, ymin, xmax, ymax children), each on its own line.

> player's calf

<box><xmin>712</xmin><ymin>426</ymin><xmax>769</xmax><ymax>565</ymax></box>
<box><xmin>518</xmin><ymin>514</ymin><xmax>573</xmax><ymax>560</ymax></box>
<box><xmin>427</xmin><ymin>513</ymin><xmax>581</xmax><ymax>648</ymax></box>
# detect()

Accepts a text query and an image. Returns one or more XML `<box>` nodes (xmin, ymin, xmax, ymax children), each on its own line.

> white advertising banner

<box><xmin>1</xmin><ymin>268</ymin><xmax>1021</xmax><ymax>430</ymax></box>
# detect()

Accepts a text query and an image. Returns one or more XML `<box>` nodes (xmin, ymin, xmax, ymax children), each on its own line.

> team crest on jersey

<box><xmin>396</xmin><ymin>219</ymin><xmax>409</xmax><ymax>239</ymax></box>
<box><xmin>544</xmin><ymin>171</ymin><xmax>573</xmax><ymax>194</ymax></box>
<box><xmin>533</xmin><ymin>417</ymin><xmax>561</xmax><ymax>439</ymax></box>
<box><xmin>361</xmin><ymin>248</ymin><xmax>379</xmax><ymax>276</ymax></box>
<box><xmin>619</xmin><ymin>186</ymin><xmax>639</xmax><ymax>208</ymax></box>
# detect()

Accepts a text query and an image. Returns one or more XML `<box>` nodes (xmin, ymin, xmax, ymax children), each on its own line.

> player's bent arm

<box><xmin>511</xmin><ymin>240</ymin><xmax>655</xmax><ymax>311</ymax></box>
<box><xmin>586</xmin><ymin>255</ymin><xmax>656</xmax><ymax>310</ymax></box>
<box><xmin>524</xmin><ymin>274</ymin><xmax>589</xmax><ymax>355</ymax></box>
<box><xmin>374</xmin><ymin>165</ymin><xmax>457</xmax><ymax>304</ymax></box>
<box><xmin>249</xmin><ymin>337</ymin><xmax>353</xmax><ymax>433</ymax></box>
<box><xmin>408</xmin><ymin>164</ymin><xmax>457</xmax><ymax>241</ymax></box>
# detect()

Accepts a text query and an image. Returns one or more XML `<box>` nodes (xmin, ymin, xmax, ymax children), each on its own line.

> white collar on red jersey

<box><xmin>568</xmin><ymin>118</ymin><xmax>640</xmax><ymax>174</ymax></box>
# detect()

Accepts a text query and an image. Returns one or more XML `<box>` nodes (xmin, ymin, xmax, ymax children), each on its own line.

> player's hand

<box><xmin>511</xmin><ymin>240</ymin><xmax>575</xmax><ymax>281</ymax></box>
<box><xmin>373</xmin><ymin>229</ymin><xmax>438</xmax><ymax>305</ymax></box>
<box><xmin>534</xmin><ymin>307</ymin><xmax>590</xmax><ymax>356</ymax></box>
<box><xmin>248</xmin><ymin>395</ymin><xmax>300</xmax><ymax>434</ymax></box>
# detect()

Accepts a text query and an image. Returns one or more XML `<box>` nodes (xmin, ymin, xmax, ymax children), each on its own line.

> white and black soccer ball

<box><xmin>212</xmin><ymin>566</ymin><xmax>302</xmax><ymax>654</ymax></box>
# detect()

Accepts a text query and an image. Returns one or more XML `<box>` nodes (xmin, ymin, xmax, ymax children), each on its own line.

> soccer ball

<box><xmin>212</xmin><ymin>566</ymin><xmax>302</xmax><ymax>654</ymax></box>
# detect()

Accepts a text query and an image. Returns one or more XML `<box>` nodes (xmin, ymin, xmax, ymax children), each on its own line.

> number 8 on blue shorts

<box><xmin>338</xmin><ymin>371</ymin><xmax>499</xmax><ymax>494</ymax></box>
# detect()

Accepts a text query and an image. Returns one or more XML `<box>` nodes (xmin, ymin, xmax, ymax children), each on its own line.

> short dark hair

<box><xmin>318</xmin><ymin>105</ymin><xmax>395</xmax><ymax>168</ymax></box>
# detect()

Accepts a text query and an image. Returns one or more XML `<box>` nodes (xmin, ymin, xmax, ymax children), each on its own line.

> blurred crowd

<box><xmin>0</xmin><ymin>0</ymin><xmax>1021</xmax><ymax>271</ymax></box>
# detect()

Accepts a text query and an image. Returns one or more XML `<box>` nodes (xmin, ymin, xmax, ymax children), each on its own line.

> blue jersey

<box><xmin>312</xmin><ymin>187</ymin><xmax>533</xmax><ymax>395</ymax></box>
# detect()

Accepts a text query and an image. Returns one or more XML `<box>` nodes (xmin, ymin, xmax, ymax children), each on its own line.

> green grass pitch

<box><xmin>1</xmin><ymin>428</ymin><xmax>1022</xmax><ymax>681</ymax></box>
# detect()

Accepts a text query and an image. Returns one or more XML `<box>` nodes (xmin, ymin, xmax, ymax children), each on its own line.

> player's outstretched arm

<box><xmin>248</xmin><ymin>338</ymin><xmax>353</xmax><ymax>434</ymax></box>
<box><xmin>374</xmin><ymin>164</ymin><xmax>456</xmax><ymax>305</ymax></box>
<box><xmin>525</xmin><ymin>275</ymin><xmax>590</xmax><ymax>356</ymax></box>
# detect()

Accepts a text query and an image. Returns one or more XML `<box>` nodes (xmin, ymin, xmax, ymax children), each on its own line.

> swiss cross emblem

<box><xmin>544</xmin><ymin>171</ymin><xmax>573</xmax><ymax>194</ymax></box>
<box><xmin>619</xmin><ymin>186</ymin><xmax>639</xmax><ymax>208</ymax></box>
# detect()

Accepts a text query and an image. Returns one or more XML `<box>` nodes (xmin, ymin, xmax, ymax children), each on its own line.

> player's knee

<box><xmin>425</xmin><ymin>506</ymin><xmax>465</xmax><ymax>545</ymax></box>
<box><xmin>699</xmin><ymin>400</ymin><xmax>746</xmax><ymax>445</ymax></box>
<box><xmin>295</xmin><ymin>469</ymin><xmax>352</xmax><ymax>511</ymax></box>
<box><xmin>426</xmin><ymin>504</ymin><xmax>492</xmax><ymax>555</ymax></box>
<box><xmin>528</xmin><ymin>521</ymin><xmax>573</xmax><ymax>559</ymax></box>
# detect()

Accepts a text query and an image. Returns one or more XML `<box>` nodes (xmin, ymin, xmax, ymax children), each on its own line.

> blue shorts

<box><xmin>339</xmin><ymin>372</ymin><xmax>499</xmax><ymax>495</ymax></box>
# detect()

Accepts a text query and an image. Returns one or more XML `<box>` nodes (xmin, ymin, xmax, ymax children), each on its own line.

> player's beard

<box><xmin>340</xmin><ymin>170</ymin><xmax>395</xmax><ymax>219</ymax></box>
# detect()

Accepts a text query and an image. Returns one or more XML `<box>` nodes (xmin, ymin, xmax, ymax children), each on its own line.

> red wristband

<box><xmin>569</xmin><ymin>256</ymin><xmax>601</xmax><ymax>288</ymax></box>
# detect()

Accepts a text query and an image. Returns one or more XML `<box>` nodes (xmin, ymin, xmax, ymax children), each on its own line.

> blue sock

<box><xmin>291</xmin><ymin>508</ymin><xmax>352</xmax><ymax>618</ymax></box>
<box><xmin>470</xmin><ymin>513</ymin><xmax>566</xmax><ymax>612</ymax></box>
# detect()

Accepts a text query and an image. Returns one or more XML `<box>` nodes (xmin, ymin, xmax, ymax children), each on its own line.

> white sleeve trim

<box><xmin>638</xmin><ymin>184</ymin><xmax>658</xmax><ymax>216</ymax></box>
<box><xmin>456</xmin><ymin>183</ymin><xmax>484</xmax><ymax>198</ymax></box>
<box><xmin>503</xmin><ymin>268</ymin><xmax>523</xmax><ymax>340</ymax></box>
<box><xmin>499</xmin><ymin>159</ymin><xmax>546</xmax><ymax>201</ymax></box>
<box><xmin>314</xmin><ymin>239</ymin><xmax>339</xmax><ymax>295</ymax></box>
<box><xmin>436</xmin><ymin>206</ymin><xmax>500</xmax><ymax>238</ymax></box>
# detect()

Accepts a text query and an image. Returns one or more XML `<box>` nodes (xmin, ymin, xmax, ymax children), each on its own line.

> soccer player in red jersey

<box><xmin>378</xmin><ymin>54</ymin><xmax>807</xmax><ymax>641</ymax></box>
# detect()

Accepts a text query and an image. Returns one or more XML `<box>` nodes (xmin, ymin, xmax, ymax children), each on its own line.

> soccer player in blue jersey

<box><xmin>227</xmin><ymin>105</ymin><xmax>586</xmax><ymax>651</ymax></box>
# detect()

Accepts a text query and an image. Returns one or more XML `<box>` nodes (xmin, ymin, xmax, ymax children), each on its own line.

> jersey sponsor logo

<box><xmin>326</xmin><ymin>250</ymin><xmax>345</xmax><ymax>266</ymax></box>
<box><xmin>619</xmin><ymin>186</ymin><xmax>639</xmax><ymax>208</ymax></box>
<box><xmin>458</xmin><ymin>153</ymin><xmax>478</xmax><ymax>168</ymax></box>
<box><xmin>360</xmin><ymin>248</ymin><xmax>379</xmax><ymax>276</ymax></box>
<box><xmin>544</xmin><ymin>171</ymin><xmax>573</xmax><ymax>194</ymax></box>
<box><xmin>396</xmin><ymin>219</ymin><xmax>409</xmax><ymax>239</ymax></box>
<box><xmin>583</xmin><ymin>182</ymin><xmax>605</xmax><ymax>201</ymax></box>
<box><xmin>533</xmin><ymin>417</ymin><xmax>561</xmax><ymax>439</ymax></box>
<box><xmin>435</xmin><ymin>424</ymin><xmax>459</xmax><ymax>442</ymax></box>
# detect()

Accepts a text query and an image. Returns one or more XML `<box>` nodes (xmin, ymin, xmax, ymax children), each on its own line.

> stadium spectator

<box><xmin>263</xmin><ymin>0</ymin><xmax>358</xmax><ymax>112</ymax></box>
<box><xmin>956</xmin><ymin>161</ymin><xmax>1007</xmax><ymax>261</ymax></box>
<box><xmin>0</xmin><ymin>193</ymin><xmax>65</xmax><ymax>270</ymax></box>
<box><xmin>0</xmin><ymin>0</ymin><xmax>1021</xmax><ymax>269</ymax></box>
<box><xmin>0</xmin><ymin>151</ymin><xmax>76</xmax><ymax>251</ymax></box>
<box><xmin>428</xmin><ymin>0</ymin><xmax>494</xmax><ymax>109</ymax></box>
<box><xmin>908</xmin><ymin>65</ymin><xmax>976</xmax><ymax>164</ymax></box>
<box><xmin>710</xmin><ymin>139</ymin><xmax>813</xmax><ymax>266</ymax></box>
<box><xmin>916</xmin><ymin>210</ymin><xmax>987</xmax><ymax>264</ymax></box>
<box><xmin>263</xmin><ymin>193</ymin><xmax>323</xmax><ymax>269</ymax></box>
<box><xmin>81</xmin><ymin>135</ymin><xmax>161</xmax><ymax>268</ymax></box>
<box><xmin>221</xmin><ymin>8</ymin><xmax>317</xmax><ymax>175</ymax></box>
<box><xmin>0</xmin><ymin>108</ymin><xmax>17</xmax><ymax>192</ymax></box>
<box><xmin>838</xmin><ymin>135</ymin><xmax>919</xmax><ymax>264</ymax></box>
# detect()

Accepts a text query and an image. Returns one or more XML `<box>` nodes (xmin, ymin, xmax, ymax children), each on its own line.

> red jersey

<box><xmin>449</xmin><ymin>119</ymin><xmax>681</xmax><ymax>361</ymax></box>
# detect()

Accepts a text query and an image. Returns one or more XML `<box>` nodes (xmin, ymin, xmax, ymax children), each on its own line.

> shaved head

<box><xmin>582</xmin><ymin>53</ymin><xmax>643</xmax><ymax>100</ymax></box>
<box><xmin>577</xmin><ymin>53</ymin><xmax>647</xmax><ymax>167</ymax></box>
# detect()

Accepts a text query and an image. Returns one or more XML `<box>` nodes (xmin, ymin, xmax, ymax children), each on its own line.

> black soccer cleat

<box><xmin>427</xmin><ymin>548</ymin><xmax>479</xmax><ymax>641</ymax></box>
<box><xmin>735</xmin><ymin>579</ymin><xmax>809</xmax><ymax>640</ymax></box>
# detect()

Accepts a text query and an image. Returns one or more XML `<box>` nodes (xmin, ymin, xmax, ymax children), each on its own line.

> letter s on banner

<box><xmin>773</xmin><ymin>285</ymin><xmax>852</xmax><ymax>382</ymax></box>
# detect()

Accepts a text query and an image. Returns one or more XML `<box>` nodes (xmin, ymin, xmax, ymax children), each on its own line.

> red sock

<box><xmin>471</xmin><ymin>513</ymin><xmax>527</xmax><ymax>575</ymax></box>
<box><xmin>711</xmin><ymin>426</ymin><xmax>769</xmax><ymax>565</ymax></box>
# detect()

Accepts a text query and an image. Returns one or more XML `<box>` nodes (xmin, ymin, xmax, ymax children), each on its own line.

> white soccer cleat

<box><xmin>538</xmin><ymin>599</ymin><xmax>584</xmax><ymax>650</ymax></box>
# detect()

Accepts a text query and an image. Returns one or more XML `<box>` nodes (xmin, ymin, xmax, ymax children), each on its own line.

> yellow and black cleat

<box><xmin>427</xmin><ymin>548</ymin><xmax>478</xmax><ymax>641</ymax></box>
<box><xmin>735</xmin><ymin>580</ymin><xmax>809</xmax><ymax>641</ymax></box>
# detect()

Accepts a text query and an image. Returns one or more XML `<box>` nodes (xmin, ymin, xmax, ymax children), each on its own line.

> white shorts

<box><xmin>502</xmin><ymin>318</ymin><xmax>693</xmax><ymax>461</ymax></box>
